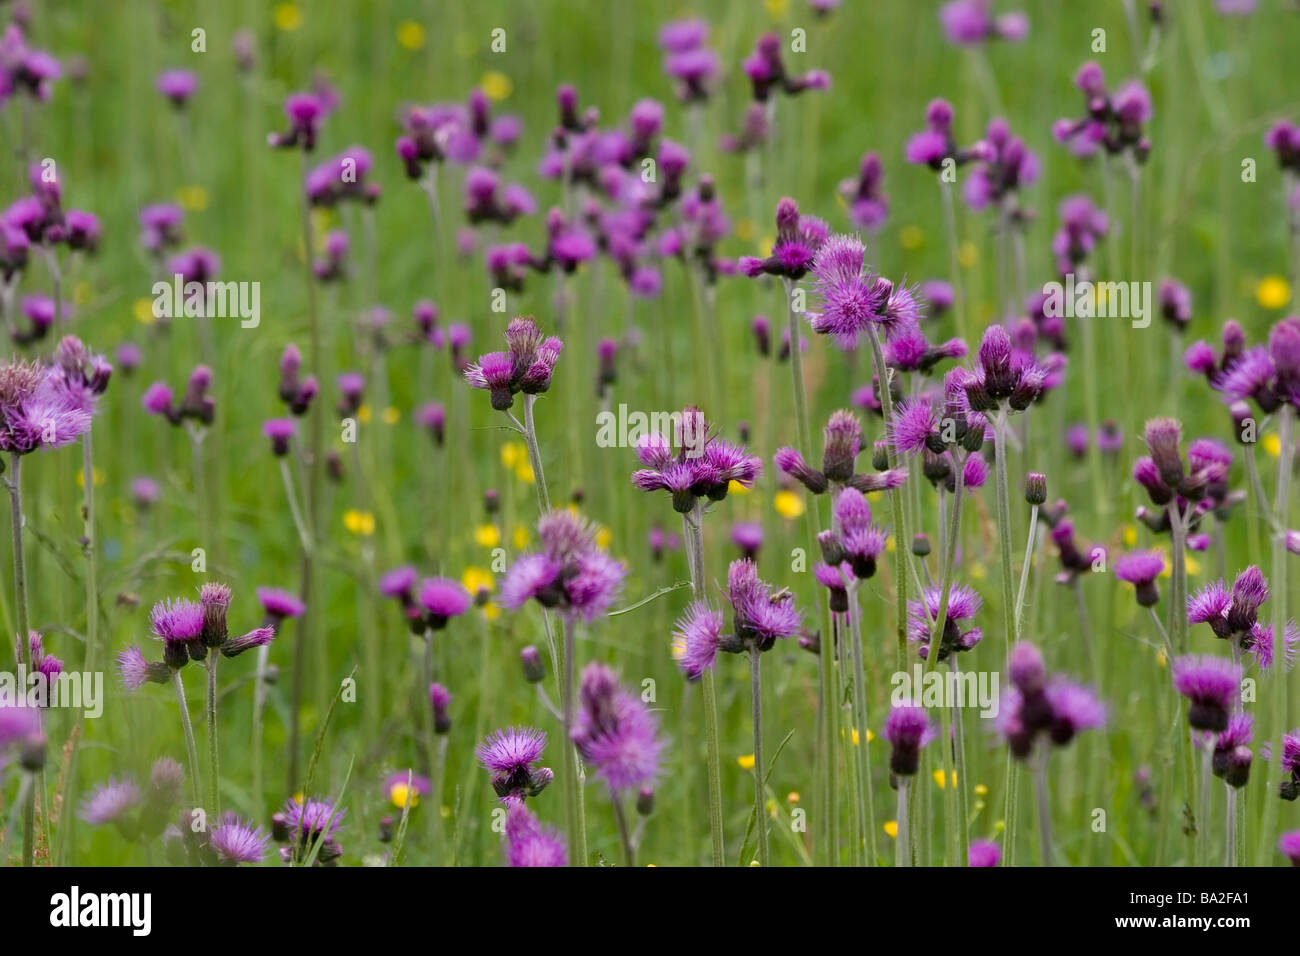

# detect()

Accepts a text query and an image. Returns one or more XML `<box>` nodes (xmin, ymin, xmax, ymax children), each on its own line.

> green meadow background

<box><xmin>4</xmin><ymin>0</ymin><xmax>1300</xmax><ymax>865</ymax></box>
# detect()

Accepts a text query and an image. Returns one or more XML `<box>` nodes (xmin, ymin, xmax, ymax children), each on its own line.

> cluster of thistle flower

<box><xmin>397</xmin><ymin>88</ymin><xmax>524</xmax><ymax>181</ymax></box>
<box><xmin>264</xmin><ymin>342</ymin><xmax>348</xmax><ymax>460</ymax></box>
<box><xmin>1043</xmin><ymin>501</ymin><xmax>1105</xmax><ymax>586</ymax></box>
<box><xmin>674</xmin><ymin>559</ymin><xmax>806</xmax><ymax>681</ymax></box>
<box><xmin>938</xmin><ymin>0</ymin><xmax>1028</xmax><ymax>46</ymax></box>
<box><xmin>464</xmin><ymin>315</ymin><xmax>562</xmax><ymax>411</ymax></box>
<box><xmin>500</xmin><ymin>510</ymin><xmax>627</xmax><ymax>624</ymax></box>
<box><xmin>814</xmin><ymin>490</ymin><xmax>888</xmax><ymax>599</ymax></box>
<box><xmin>1053</xmin><ymin>61</ymin><xmax>1153</xmax><ymax>162</ymax></box>
<box><xmin>478</xmin><ymin>660</ymin><xmax>662</xmax><ymax>864</ymax></box>
<box><xmin>2</xmin><ymin>165</ymin><xmax>100</xmax><ymax>342</ymax></box>
<box><xmin>119</xmin><ymin>583</ymin><xmax>273</xmax><ymax>679</ymax></box>
<box><xmin>378</xmin><ymin>566</ymin><xmax>474</xmax><ymax>635</ymax></box>
<box><xmin>307</xmin><ymin>144</ymin><xmax>380</xmax><ymax>210</ymax></box>
<box><xmin>909</xmin><ymin>583</ymin><xmax>983</xmax><ymax>663</ymax></box>
<box><xmin>0</xmin><ymin>336</ymin><xmax>107</xmax><ymax>455</ymax></box>
<box><xmin>19</xmin><ymin>631</ymin><xmax>62</xmax><ymax>688</ymax></box>
<box><xmin>631</xmin><ymin>406</ymin><xmax>763</xmax><ymax>514</ymax></box>
<box><xmin>1188</xmin><ymin>567</ymin><xmax>1295</xmax><ymax>672</ymax></box>
<box><xmin>996</xmin><ymin>642</ymin><xmax>1105</xmax><ymax>760</ymax></box>
<box><xmin>141</xmin><ymin>365</ymin><xmax>215</xmax><ymax>428</ymax></box>
<box><xmin>1187</xmin><ymin>315</ymin><xmax>1300</xmax><ymax>421</ymax></box>
<box><xmin>1132</xmin><ymin>419</ymin><xmax>1241</xmax><ymax>538</ymax></box>
<box><xmin>77</xmin><ymin>759</ymin><xmax>274</xmax><ymax>866</ymax></box>
<box><xmin>269</xmin><ymin>797</ymin><xmax>346</xmax><ymax>866</ymax></box>
<box><xmin>776</xmin><ymin>408</ymin><xmax>908</xmax><ymax>497</ymax></box>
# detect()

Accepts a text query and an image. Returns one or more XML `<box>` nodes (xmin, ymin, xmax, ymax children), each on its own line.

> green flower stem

<box><xmin>846</xmin><ymin>579</ymin><xmax>878</xmax><ymax>865</ymax></box>
<box><xmin>684</xmin><ymin>503</ymin><xmax>725</xmax><ymax>866</ymax></box>
<box><xmin>750</xmin><ymin>647</ymin><xmax>769</xmax><ymax>866</ymax></box>
<box><xmin>172</xmin><ymin>668</ymin><xmax>202</xmax><ymax>806</ymax></box>
<box><xmin>784</xmin><ymin>277</ymin><xmax>838</xmax><ymax>865</ymax></box>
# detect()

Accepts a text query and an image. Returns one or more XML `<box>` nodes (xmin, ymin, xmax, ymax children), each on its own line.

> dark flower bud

<box><xmin>271</xmin><ymin>812</ymin><xmax>291</xmax><ymax>842</ymax></box>
<box><xmin>960</xmin><ymin>422</ymin><xmax>986</xmax><ymax>454</ymax></box>
<box><xmin>922</xmin><ymin>449</ymin><xmax>952</xmax><ymax>487</ymax></box>
<box><xmin>1025</xmin><ymin>472</ymin><xmax>1047</xmax><ymax>506</ymax></box>
<box><xmin>636</xmin><ymin>786</ymin><xmax>655</xmax><ymax>816</ymax></box>
<box><xmin>817</xmin><ymin>530</ymin><xmax>845</xmax><ymax>566</ymax></box>
<box><xmin>911</xmin><ymin>533</ymin><xmax>931</xmax><ymax>557</ymax></box>
<box><xmin>872</xmin><ymin>440</ymin><xmax>890</xmax><ymax>472</ymax></box>
<box><xmin>19</xmin><ymin>732</ymin><xmax>47</xmax><ymax>772</ymax></box>
<box><xmin>521</xmin><ymin>645</ymin><xmax>546</xmax><ymax>683</ymax></box>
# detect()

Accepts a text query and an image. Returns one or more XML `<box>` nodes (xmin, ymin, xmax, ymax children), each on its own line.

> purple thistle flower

<box><xmin>1212</xmin><ymin>713</ymin><xmax>1253</xmax><ymax>788</ymax></box>
<box><xmin>418</xmin><ymin>577</ymin><xmax>472</xmax><ymax>629</ymax></box>
<box><xmin>907</xmin><ymin>583</ymin><xmax>982</xmax><ymax>661</ymax></box>
<box><xmin>1279</xmin><ymin>831</ymin><xmax>1300</xmax><ymax>865</ymax></box>
<box><xmin>673</xmin><ymin>601</ymin><xmax>724</xmax><ymax>680</ymax></box>
<box><xmin>962</xmin><ymin>452</ymin><xmax>989</xmax><ymax>490</ymax></box>
<box><xmin>150</xmin><ymin>598</ymin><xmax>204</xmax><ymax>642</ymax></box>
<box><xmin>0</xmin><ymin>360</ymin><xmax>95</xmax><ymax>453</ymax></box>
<box><xmin>149</xmin><ymin>597</ymin><xmax>204</xmax><ymax>668</ymax></box>
<box><xmin>725</xmin><ymin>558</ymin><xmax>804</xmax><ymax>650</ymax></box>
<box><xmin>500</xmin><ymin>552</ymin><xmax>565</xmax><ymax>611</ymax></box>
<box><xmin>504</xmin><ymin>801</ymin><xmax>567</xmax><ymax>867</ymax></box>
<box><xmin>148</xmin><ymin>757</ymin><xmax>185</xmax><ymax>806</ymax></box>
<box><xmin>477</xmin><ymin>726</ymin><xmax>552</xmax><ymax>801</ymax></box>
<box><xmin>117</xmin><ymin>645</ymin><xmax>162</xmax><ymax>691</ymax></box>
<box><xmin>1245</xmin><ymin>621</ymin><xmax>1299</xmax><ymax>672</ymax></box>
<box><xmin>730</xmin><ymin>521</ymin><xmax>764</xmax><ymax>560</ymax></box>
<box><xmin>1042</xmin><ymin>680</ymin><xmax>1105</xmax><ymax>745</ymax></box>
<box><xmin>571</xmin><ymin>662</ymin><xmax>662</xmax><ymax>792</ymax></box>
<box><xmin>220</xmin><ymin>626</ymin><xmax>274</xmax><ymax>659</ymax></box>
<box><xmin>1172</xmin><ymin>655</ymin><xmax>1241</xmax><ymax>731</ymax></box>
<box><xmin>156</xmin><ymin>69</ymin><xmax>198</xmax><ymax>106</ymax></box>
<box><xmin>80</xmin><ymin>778</ymin><xmax>141</xmax><ymax>826</ymax></box>
<box><xmin>889</xmin><ymin>397</ymin><xmax>941</xmax><ymax>456</ymax></box>
<box><xmin>257</xmin><ymin>586</ymin><xmax>305</xmax><ymax>624</ymax></box>
<box><xmin>1115</xmin><ymin>550</ymin><xmax>1166</xmax><ymax>607</ymax></box>
<box><xmin>465</xmin><ymin>315</ymin><xmax>562</xmax><ymax>410</ymax></box>
<box><xmin>379</xmin><ymin>566</ymin><xmax>418</xmax><ymax>600</ymax></box>
<box><xmin>268</xmin><ymin>92</ymin><xmax>325</xmax><ymax>151</ymax></box>
<box><xmin>884</xmin><ymin>701</ymin><xmax>936</xmax><ymax>775</ymax></box>
<box><xmin>210</xmin><ymin>813</ymin><xmax>270</xmax><ymax>865</ymax></box>
<box><xmin>280</xmin><ymin>797</ymin><xmax>346</xmax><ymax>862</ymax></box>
<box><xmin>968</xmin><ymin>839</ymin><xmax>1001</xmax><ymax>866</ymax></box>
<box><xmin>1227</xmin><ymin>565</ymin><xmax>1269</xmax><ymax>633</ymax></box>
<box><xmin>430</xmin><ymin>683</ymin><xmax>453</xmax><ymax>734</ymax></box>
<box><xmin>263</xmin><ymin>418</ymin><xmax>295</xmax><ymax>457</ymax></box>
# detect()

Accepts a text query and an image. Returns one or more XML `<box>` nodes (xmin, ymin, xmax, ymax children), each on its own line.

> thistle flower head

<box><xmin>418</xmin><ymin>577</ymin><xmax>472</xmax><ymax>628</ymax></box>
<box><xmin>80</xmin><ymin>778</ymin><xmax>141</xmax><ymax>826</ymax></box>
<box><xmin>504</xmin><ymin>802</ymin><xmax>567</xmax><ymax>867</ymax></box>
<box><xmin>478</xmin><ymin>726</ymin><xmax>552</xmax><ymax>801</ymax></box>
<box><xmin>572</xmin><ymin>662</ymin><xmax>662</xmax><ymax>791</ymax></box>
<box><xmin>968</xmin><ymin>839</ymin><xmax>1001</xmax><ymax>866</ymax></box>
<box><xmin>210</xmin><ymin>813</ymin><xmax>270</xmax><ymax>865</ymax></box>
<box><xmin>257</xmin><ymin>586</ymin><xmax>305</xmax><ymax>622</ymax></box>
<box><xmin>884</xmin><ymin>701</ymin><xmax>936</xmax><ymax>775</ymax></box>
<box><xmin>1172</xmin><ymin>655</ymin><xmax>1241</xmax><ymax>731</ymax></box>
